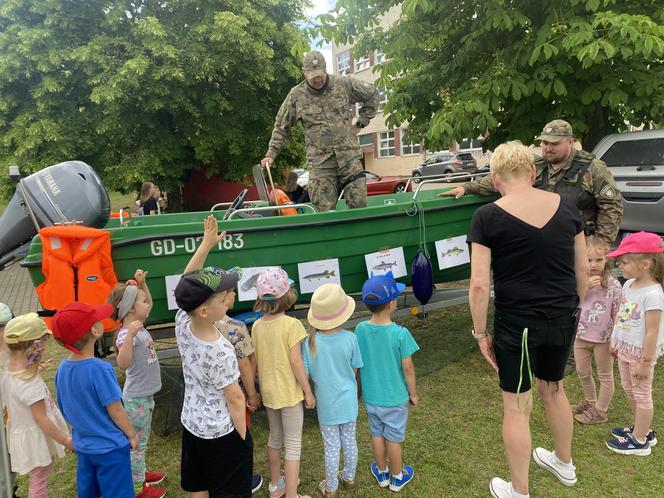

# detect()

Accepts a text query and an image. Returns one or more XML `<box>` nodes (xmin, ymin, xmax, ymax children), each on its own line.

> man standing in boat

<box><xmin>440</xmin><ymin>119</ymin><xmax>623</xmax><ymax>244</ymax></box>
<box><xmin>260</xmin><ymin>50</ymin><xmax>379</xmax><ymax>212</ymax></box>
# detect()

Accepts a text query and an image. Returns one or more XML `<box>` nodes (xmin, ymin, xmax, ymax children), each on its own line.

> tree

<box><xmin>317</xmin><ymin>0</ymin><xmax>664</xmax><ymax>151</ymax></box>
<box><xmin>0</xmin><ymin>0</ymin><xmax>308</xmax><ymax>201</ymax></box>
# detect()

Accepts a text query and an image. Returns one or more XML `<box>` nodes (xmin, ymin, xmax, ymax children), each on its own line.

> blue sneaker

<box><xmin>611</xmin><ymin>425</ymin><xmax>657</xmax><ymax>447</ymax></box>
<box><xmin>251</xmin><ymin>474</ymin><xmax>263</xmax><ymax>494</ymax></box>
<box><xmin>388</xmin><ymin>466</ymin><xmax>415</xmax><ymax>492</ymax></box>
<box><xmin>606</xmin><ymin>433</ymin><xmax>651</xmax><ymax>456</ymax></box>
<box><xmin>370</xmin><ymin>461</ymin><xmax>389</xmax><ymax>488</ymax></box>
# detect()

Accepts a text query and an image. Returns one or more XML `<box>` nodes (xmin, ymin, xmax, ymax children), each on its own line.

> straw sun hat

<box><xmin>307</xmin><ymin>283</ymin><xmax>356</xmax><ymax>330</ymax></box>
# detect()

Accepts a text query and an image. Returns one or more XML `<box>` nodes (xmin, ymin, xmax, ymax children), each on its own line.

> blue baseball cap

<box><xmin>361</xmin><ymin>272</ymin><xmax>405</xmax><ymax>305</ymax></box>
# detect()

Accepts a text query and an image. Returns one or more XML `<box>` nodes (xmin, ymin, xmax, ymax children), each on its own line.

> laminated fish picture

<box><xmin>298</xmin><ymin>259</ymin><xmax>341</xmax><ymax>294</ymax></box>
<box><xmin>435</xmin><ymin>236</ymin><xmax>470</xmax><ymax>270</ymax></box>
<box><xmin>364</xmin><ymin>247</ymin><xmax>407</xmax><ymax>278</ymax></box>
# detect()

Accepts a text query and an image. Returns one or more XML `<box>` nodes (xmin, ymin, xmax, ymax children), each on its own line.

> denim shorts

<box><xmin>364</xmin><ymin>402</ymin><xmax>409</xmax><ymax>443</ymax></box>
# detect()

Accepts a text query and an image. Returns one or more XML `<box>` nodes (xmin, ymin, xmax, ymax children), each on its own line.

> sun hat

<box><xmin>303</xmin><ymin>50</ymin><xmax>327</xmax><ymax>79</ymax></box>
<box><xmin>0</xmin><ymin>302</ymin><xmax>13</xmax><ymax>325</ymax></box>
<box><xmin>307</xmin><ymin>283</ymin><xmax>356</xmax><ymax>330</ymax></box>
<box><xmin>256</xmin><ymin>268</ymin><xmax>294</xmax><ymax>301</ymax></box>
<box><xmin>536</xmin><ymin>119</ymin><xmax>573</xmax><ymax>143</ymax></box>
<box><xmin>3</xmin><ymin>313</ymin><xmax>52</xmax><ymax>344</ymax></box>
<box><xmin>174</xmin><ymin>267</ymin><xmax>240</xmax><ymax>312</ymax></box>
<box><xmin>606</xmin><ymin>231</ymin><xmax>664</xmax><ymax>258</ymax></box>
<box><xmin>52</xmin><ymin>302</ymin><xmax>114</xmax><ymax>353</ymax></box>
<box><xmin>361</xmin><ymin>271</ymin><xmax>406</xmax><ymax>305</ymax></box>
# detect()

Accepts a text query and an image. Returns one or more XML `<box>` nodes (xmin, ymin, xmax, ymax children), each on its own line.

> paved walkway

<box><xmin>0</xmin><ymin>262</ymin><xmax>40</xmax><ymax>315</ymax></box>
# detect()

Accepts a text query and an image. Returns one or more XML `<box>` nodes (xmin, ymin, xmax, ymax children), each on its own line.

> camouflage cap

<box><xmin>536</xmin><ymin>119</ymin><xmax>573</xmax><ymax>143</ymax></box>
<box><xmin>303</xmin><ymin>50</ymin><xmax>327</xmax><ymax>78</ymax></box>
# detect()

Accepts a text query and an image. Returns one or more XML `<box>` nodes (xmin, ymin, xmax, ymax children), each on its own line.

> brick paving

<box><xmin>0</xmin><ymin>262</ymin><xmax>40</xmax><ymax>315</ymax></box>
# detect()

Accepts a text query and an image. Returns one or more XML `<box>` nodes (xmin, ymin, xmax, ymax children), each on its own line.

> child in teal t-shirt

<box><xmin>355</xmin><ymin>272</ymin><xmax>419</xmax><ymax>493</ymax></box>
<box><xmin>303</xmin><ymin>284</ymin><xmax>363</xmax><ymax>497</ymax></box>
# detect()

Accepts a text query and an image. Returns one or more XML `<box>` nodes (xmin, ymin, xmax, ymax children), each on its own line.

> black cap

<box><xmin>174</xmin><ymin>267</ymin><xmax>239</xmax><ymax>312</ymax></box>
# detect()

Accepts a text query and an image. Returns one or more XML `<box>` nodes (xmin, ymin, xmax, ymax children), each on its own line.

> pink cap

<box><xmin>606</xmin><ymin>232</ymin><xmax>664</xmax><ymax>258</ymax></box>
<box><xmin>256</xmin><ymin>268</ymin><xmax>294</xmax><ymax>300</ymax></box>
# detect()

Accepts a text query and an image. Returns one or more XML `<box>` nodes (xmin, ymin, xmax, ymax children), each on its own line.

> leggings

<box><xmin>124</xmin><ymin>395</ymin><xmax>155</xmax><ymax>487</ymax></box>
<box><xmin>266</xmin><ymin>402</ymin><xmax>303</xmax><ymax>460</ymax></box>
<box><xmin>28</xmin><ymin>464</ymin><xmax>52</xmax><ymax>498</ymax></box>
<box><xmin>618</xmin><ymin>354</ymin><xmax>656</xmax><ymax>410</ymax></box>
<box><xmin>573</xmin><ymin>338</ymin><xmax>614</xmax><ymax>411</ymax></box>
<box><xmin>320</xmin><ymin>421</ymin><xmax>358</xmax><ymax>491</ymax></box>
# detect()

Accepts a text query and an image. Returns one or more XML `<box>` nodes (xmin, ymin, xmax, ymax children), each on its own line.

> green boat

<box><xmin>20</xmin><ymin>188</ymin><xmax>491</xmax><ymax>325</ymax></box>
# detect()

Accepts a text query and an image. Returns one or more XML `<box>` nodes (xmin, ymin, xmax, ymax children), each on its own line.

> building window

<box><xmin>401</xmin><ymin>131</ymin><xmax>421</xmax><ymax>155</ymax></box>
<box><xmin>358</xmin><ymin>133</ymin><xmax>373</xmax><ymax>146</ymax></box>
<box><xmin>354</xmin><ymin>54</ymin><xmax>370</xmax><ymax>72</ymax></box>
<box><xmin>379</xmin><ymin>131</ymin><xmax>395</xmax><ymax>157</ymax></box>
<box><xmin>375</xmin><ymin>49</ymin><xmax>385</xmax><ymax>65</ymax></box>
<box><xmin>459</xmin><ymin>137</ymin><xmax>484</xmax><ymax>150</ymax></box>
<box><xmin>336</xmin><ymin>51</ymin><xmax>351</xmax><ymax>75</ymax></box>
<box><xmin>378</xmin><ymin>87</ymin><xmax>392</xmax><ymax>112</ymax></box>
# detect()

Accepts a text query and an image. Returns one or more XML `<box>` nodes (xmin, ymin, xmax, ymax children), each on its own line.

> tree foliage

<box><xmin>0</xmin><ymin>0</ymin><xmax>308</xmax><ymax>200</ymax></box>
<box><xmin>317</xmin><ymin>0</ymin><xmax>664</xmax><ymax>151</ymax></box>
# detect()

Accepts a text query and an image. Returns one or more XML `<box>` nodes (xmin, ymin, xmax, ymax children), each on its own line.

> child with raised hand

<box><xmin>1</xmin><ymin>313</ymin><xmax>72</xmax><ymax>498</ymax></box>
<box><xmin>53</xmin><ymin>302</ymin><xmax>137</xmax><ymax>497</ymax></box>
<box><xmin>302</xmin><ymin>284</ymin><xmax>363</xmax><ymax>498</ymax></box>
<box><xmin>108</xmin><ymin>269</ymin><xmax>165</xmax><ymax>498</ymax></box>
<box><xmin>571</xmin><ymin>236</ymin><xmax>622</xmax><ymax>424</ymax></box>
<box><xmin>355</xmin><ymin>272</ymin><xmax>419</xmax><ymax>493</ymax></box>
<box><xmin>605</xmin><ymin>232</ymin><xmax>664</xmax><ymax>456</ymax></box>
<box><xmin>251</xmin><ymin>268</ymin><xmax>315</xmax><ymax>498</ymax></box>
<box><xmin>173</xmin><ymin>215</ymin><xmax>253</xmax><ymax>497</ymax></box>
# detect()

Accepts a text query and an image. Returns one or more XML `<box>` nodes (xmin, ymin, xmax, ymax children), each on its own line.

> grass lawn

<box><xmin>16</xmin><ymin>304</ymin><xmax>664</xmax><ymax>497</ymax></box>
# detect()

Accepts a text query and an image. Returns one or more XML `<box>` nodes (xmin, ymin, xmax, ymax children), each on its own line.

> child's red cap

<box><xmin>606</xmin><ymin>232</ymin><xmax>664</xmax><ymax>258</ymax></box>
<box><xmin>52</xmin><ymin>302</ymin><xmax>114</xmax><ymax>354</ymax></box>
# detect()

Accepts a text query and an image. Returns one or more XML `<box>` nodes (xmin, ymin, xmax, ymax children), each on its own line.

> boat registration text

<box><xmin>150</xmin><ymin>234</ymin><xmax>244</xmax><ymax>256</ymax></box>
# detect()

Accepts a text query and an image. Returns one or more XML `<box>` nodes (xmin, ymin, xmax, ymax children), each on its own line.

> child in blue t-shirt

<box><xmin>52</xmin><ymin>302</ymin><xmax>137</xmax><ymax>498</ymax></box>
<box><xmin>355</xmin><ymin>272</ymin><xmax>419</xmax><ymax>493</ymax></box>
<box><xmin>303</xmin><ymin>284</ymin><xmax>363</xmax><ymax>498</ymax></box>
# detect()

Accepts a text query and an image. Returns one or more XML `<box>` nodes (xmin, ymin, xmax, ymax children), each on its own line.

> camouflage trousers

<box><xmin>307</xmin><ymin>155</ymin><xmax>367</xmax><ymax>212</ymax></box>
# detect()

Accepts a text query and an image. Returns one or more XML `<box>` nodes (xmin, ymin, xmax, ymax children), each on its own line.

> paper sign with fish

<box><xmin>237</xmin><ymin>266</ymin><xmax>278</xmax><ymax>302</ymax></box>
<box><xmin>435</xmin><ymin>235</ymin><xmax>470</xmax><ymax>269</ymax></box>
<box><xmin>165</xmin><ymin>274</ymin><xmax>183</xmax><ymax>310</ymax></box>
<box><xmin>297</xmin><ymin>258</ymin><xmax>341</xmax><ymax>294</ymax></box>
<box><xmin>364</xmin><ymin>247</ymin><xmax>407</xmax><ymax>278</ymax></box>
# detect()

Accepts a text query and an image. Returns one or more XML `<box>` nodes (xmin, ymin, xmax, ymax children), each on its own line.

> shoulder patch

<box><xmin>599</xmin><ymin>184</ymin><xmax>617</xmax><ymax>199</ymax></box>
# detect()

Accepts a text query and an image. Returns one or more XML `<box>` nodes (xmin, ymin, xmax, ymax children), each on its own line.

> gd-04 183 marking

<box><xmin>150</xmin><ymin>234</ymin><xmax>244</xmax><ymax>256</ymax></box>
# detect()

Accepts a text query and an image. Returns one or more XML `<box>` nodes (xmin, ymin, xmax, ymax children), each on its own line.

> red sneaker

<box><xmin>145</xmin><ymin>471</ymin><xmax>166</xmax><ymax>486</ymax></box>
<box><xmin>136</xmin><ymin>483</ymin><xmax>166</xmax><ymax>498</ymax></box>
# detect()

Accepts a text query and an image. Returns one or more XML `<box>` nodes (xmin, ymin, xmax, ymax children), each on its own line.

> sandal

<box><xmin>570</xmin><ymin>399</ymin><xmax>594</xmax><ymax>415</ymax></box>
<box><xmin>575</xmin><ymin>406</ymin><xmax>608</xmax><ymax>424</ymax></box>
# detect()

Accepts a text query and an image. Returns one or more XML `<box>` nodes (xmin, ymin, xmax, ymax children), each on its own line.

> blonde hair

<box><xmin>308</xmin><ymin>326</ymin><xmax>318</xmax><ymax>357</ymax></box>
<box><xmin>7</xmin><ymin>336</ymin><xmax>49</xmax><ymax>381</ymax></box>
<box><xmin>622</xmin><ymin>252</ymin><xmax>664</xmax><ymax>288</ymax></box>
<box><xmin>253</xmin><ymin>287</ymin><xmax>297</xmax><ymax>314</ymax></box>
<box><xmin>490</xmin><ymin>141</ymin><xmax>534</xmax><ymax>180</ymax></box>
<box><xmin>586</xmin><ymin>236</ymin><xmax>612</xmax><ymax>288</ymax></box>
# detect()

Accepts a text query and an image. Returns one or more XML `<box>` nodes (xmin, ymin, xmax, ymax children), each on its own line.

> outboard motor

<box><xmin>0</xmin><ymin>161</ymin><xmax>110</xmax><ymax>269</ymax></box>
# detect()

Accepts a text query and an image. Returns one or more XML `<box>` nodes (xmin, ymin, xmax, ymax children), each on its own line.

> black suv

<box><xmin>411</xmin><ymin>151</ymin><xmax>477</xmax><ymax>180</ymax></box>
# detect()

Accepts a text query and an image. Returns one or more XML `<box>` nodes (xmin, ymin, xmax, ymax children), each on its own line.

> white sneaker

<box><xmin>489</xmin><ymin>477</ymin><xmax>513</xmax><ymax>498</ymax></box>
<box><xmin>532</xmin><ymin>447</ymin><xmax>577</xmax><ymax>486</ymax></box>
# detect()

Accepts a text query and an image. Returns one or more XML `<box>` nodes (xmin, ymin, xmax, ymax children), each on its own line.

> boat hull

<box><xmin>22</xmin><ymin>189</ymin><xmax>494</xmax><ymax>324</ymax></box>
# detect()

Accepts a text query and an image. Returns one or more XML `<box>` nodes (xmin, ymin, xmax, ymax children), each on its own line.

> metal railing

<box><xmin>226</xmin><ymin>203</ymin><xmax>318</xmax><ymax>220</ymax></box>
<box><xmin>411</xmin><ymin>171</ymin><xmax>490</xmax><ymax>200</ymax></box>
<box><xmin>210</xmin><ymin>200</ymin><xmax>265</xmax><ymax>211</ymax></box>
<box><xmin>404</xmin><ymin>170</ymin><xmax>489</xmax><ymax>192</ymax></box>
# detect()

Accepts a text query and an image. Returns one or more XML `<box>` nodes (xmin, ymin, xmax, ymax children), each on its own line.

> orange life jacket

<box><xmin>270</xmin><ymin>189</ymin><xmax>298</xmax><ymax>216</ymax></box>
<box><xmin>36</xmin><ymin>226</ymin><xmax>119</xmax><ymax>331</ymax></box>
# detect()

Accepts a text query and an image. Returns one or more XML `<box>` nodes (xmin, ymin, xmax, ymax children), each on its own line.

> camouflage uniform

<box><xmin>265</xmin><ymin>51</ymin><xmax>379</xmax><ymax>212</ymax></box>
<box><xmin>463</xmin><ymin>123</ymin><xmax>623</xmax><ymax>244</ymax></box>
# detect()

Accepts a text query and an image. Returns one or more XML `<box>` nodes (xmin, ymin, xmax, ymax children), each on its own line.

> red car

<box><xmin>365</xmin><ymin>171</ymin><xmax>412</xmax><ymax>195</ymax></box>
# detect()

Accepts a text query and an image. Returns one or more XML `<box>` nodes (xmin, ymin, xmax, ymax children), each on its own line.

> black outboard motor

<box><xmin>0</xmin><ymin>161</ymin><xmax>110</xmax><ymax>269</ymax></box>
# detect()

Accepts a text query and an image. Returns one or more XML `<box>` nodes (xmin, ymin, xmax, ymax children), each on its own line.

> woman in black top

<box><xmin>139</xmin><ymin>181</ymin><xmax>159</xmax><ymax>215</ymax></box>
<box><xmin>468</xmin><ymin>142</ymin><xmax>589</xmax><ymax>498</ymax></box>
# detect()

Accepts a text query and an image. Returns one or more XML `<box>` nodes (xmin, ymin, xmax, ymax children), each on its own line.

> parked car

<box><xmin>365</xmin><ymin>171</ymin><xmax>412</xmax><ymax>195</ymax></box>
<box><xmin>592</xmin><ymin>129</ymin><xmax>664</xmax><ymax>236</ymax></box>
<box><xmin>411</xmin><ymin>151</ymin><xmax>477</xmax><ymax>181</ymax></box>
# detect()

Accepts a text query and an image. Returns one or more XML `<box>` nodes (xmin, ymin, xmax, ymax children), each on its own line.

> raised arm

<box><xmin>183</xmin><ymin>215</ymin><xmax>225</xmax><ymax>274</ymax></box>
<box><xmin>134</xmin><ymin>269</ymin><xmax>152</xmax><ymax>309</ymax></box>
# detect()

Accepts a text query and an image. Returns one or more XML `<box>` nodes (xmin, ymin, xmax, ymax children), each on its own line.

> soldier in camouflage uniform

<box><xmin>260</xmin><ymin>50</ymin><xmax>379</xmax><ymax>212</ymax></box>
<box><xmin>440</xmin><ymin>119</ymin><xmax>623</xmax><ymax>244</ymax></box>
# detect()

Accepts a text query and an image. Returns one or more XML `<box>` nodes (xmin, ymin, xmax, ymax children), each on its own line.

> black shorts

<box><xmin>181</xmin><ymin>426</ymin><xmax>253</xmax><ymax>498</ymax></box>
<box><xmin>493</xmin><ymin>308</ymin><xmax>579</xmax><ymax>393</ymax></box>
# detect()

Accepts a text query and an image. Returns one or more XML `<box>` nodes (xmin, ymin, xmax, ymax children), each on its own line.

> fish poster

<box><xmin>435</xmin><ymin>235</ymin><xmax>470</xmax><ymax>269</ymax></box>
<box><xmin>165</xmin><ymin>274</ymin><xmax>182</xmax><ymax>310</ymax></box>
<box><xmin>364</xmin><ymin>247</ymin><xmax>407</xmax><ymax>278</ymax></box>
<box><xmin>297</xmin><ymin>258</ymin><xmax>341</xmax><ymax>294</ymax></box>
<box><xmin>237</xmin><ymin>266</ymin><xmax>277</xmax><ymax>302</ymax></box>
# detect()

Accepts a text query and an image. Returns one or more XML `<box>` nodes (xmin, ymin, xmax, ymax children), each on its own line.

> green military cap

<box><xmin>303</xmin><ymin>50</ymin><xmax>327</xmax><ymax>78</ymax></box>
<box><xmin>536</xmin><ymin>119</ymin><xmax>574</xmax><ymax>143</ymax></box>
